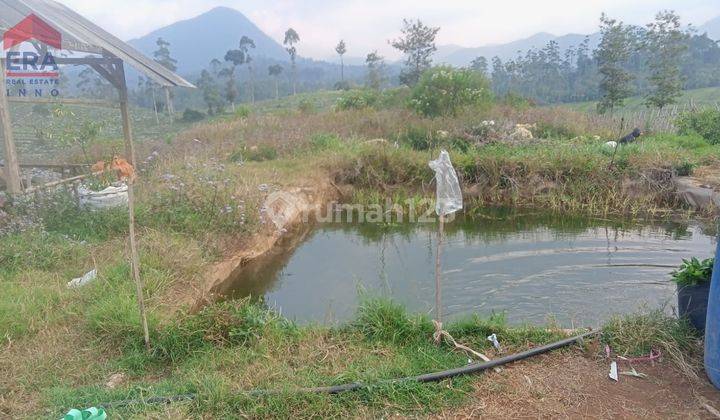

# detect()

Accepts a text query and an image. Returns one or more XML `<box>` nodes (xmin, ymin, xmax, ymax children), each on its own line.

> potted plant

<box><xmin>671</xmin><ymin>257</ymin><xmax>714</xmax><ymax>332</ymax></box>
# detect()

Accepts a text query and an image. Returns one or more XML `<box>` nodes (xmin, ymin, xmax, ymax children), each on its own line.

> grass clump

<box><xmin>602</xmin><ymin>309</ymin><xmax>701</xmax><ymax>376</ymax></box>
<box><xmin>351</xmin><ymin>297</ymin><xmax>432</xmax><ymax>344</ymax></box>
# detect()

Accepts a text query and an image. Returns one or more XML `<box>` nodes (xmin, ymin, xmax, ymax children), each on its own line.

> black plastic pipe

<box><xmin>104</xmin><ymin>330</ymin><xmax>599</xmax><ymax>407</ymax></box>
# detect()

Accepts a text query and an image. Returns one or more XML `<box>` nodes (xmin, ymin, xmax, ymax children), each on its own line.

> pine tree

<box><xmin>470</xmin><ymin>56</ymin><xmax>488</xmax><ymax>76</ymax></box>
<box><xmin>284</xmin><ymin>29</ymin><xmax>300</xmax><ymax>95</ymax></box>
<box><xmin>223</xmin><ymin>49</ymin><xmax>244</xmax><ymax>111</ymax></box>
<box><xmin>643</xmin><ymin>11</ymin><xmax>688</xmax><ymax>109</ymax></box>
<box><xmin>390</xmin><ymin>19</ymin><xmax>440</xmax><ymax>86</ymax></box>
<box><xmin>268</xmin><ymin>64</ymin><xmax>284</xmax><ymax>100</ymax></box>
<box><xmin>335</xmin><ymin>40</ymin><xmax>347</xmax><ymax>82</ymax></box>
<box><xmin>239</xmin><ymin>36</ymin><xmax>256</xmax><ymax>103</ymax></box>
<box><xmin>595</xmin><ymin>14</ymin><xmax>635</xmax><ymax>113</ymax></box>
<box><xmin>152</xmin><ymin>37</ymin><xmax>178</xmax><ymax>116</ymax></box>
<box><xmin>365</xmin><ymin>51</ymin><xmax>386</xmax><ymax>90</ymax></box>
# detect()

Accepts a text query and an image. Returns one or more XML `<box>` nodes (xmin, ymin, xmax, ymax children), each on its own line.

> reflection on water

<box><xmin>224</xmin><ymin>210</ymin><xmax>716</xmax><ymax>326</ymax></box>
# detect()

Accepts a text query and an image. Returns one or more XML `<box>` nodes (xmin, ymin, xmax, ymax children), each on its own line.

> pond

<box><xmin>223</xmin><ymin>210</ymin><xmax>716</xmax><ymax>327</ymax></box>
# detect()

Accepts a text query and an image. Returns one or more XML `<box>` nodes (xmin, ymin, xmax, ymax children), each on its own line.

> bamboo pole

<box><xmin>0</xmin><ymin>59</ymin><xmax>23</xmax><ymax>194</ymax></box>
<box><xmin>163</xmin><ymin>86</ymin><xmax>174</xmax><ymax>118</ymax></box>
<box><xmin>434</xmin><ymin>215</ymin><xmax>445</xmax><ymax>324</ymax></box>
<box><xmin>117</xmin><ymin>62</ymin><xmax>151</xmax><ymax>351</ymax></box>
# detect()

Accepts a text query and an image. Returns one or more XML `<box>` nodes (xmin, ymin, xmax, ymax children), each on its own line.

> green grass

<box><xmin>36</xmin><ymin>296</ymin><xmax>573</xmax><ymax>418</ymax></box>
<box><xmin>561</xmin><ymin>86</ymin><xmax>720</xmax><ymax>113</ymax></box>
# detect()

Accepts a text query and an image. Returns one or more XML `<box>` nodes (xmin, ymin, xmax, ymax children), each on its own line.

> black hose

<box><xmin>103</xmin><ymin>330</ymin><xmax>598</xmax><ymax>407</ymax></box>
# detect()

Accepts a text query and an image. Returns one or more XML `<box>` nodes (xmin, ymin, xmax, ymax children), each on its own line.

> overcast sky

<box><xmin>58</xmin><ymin>0</ymin><xmax>717</xmax><ymax>60</ymax></box>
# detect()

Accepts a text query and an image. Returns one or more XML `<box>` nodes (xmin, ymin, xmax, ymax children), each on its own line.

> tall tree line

<box><xmin>489</xmin><ymin>11</ymin><xmax>720</xmax><ymax>109</ymax></box>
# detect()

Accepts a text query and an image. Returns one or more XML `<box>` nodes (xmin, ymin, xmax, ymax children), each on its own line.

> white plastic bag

<box><xmin>67</xmin><ymin>269</ymin><xmax>97</xmax><ymax>289</ymax></box>
<box><xmin>429</xmin><ymin>150</ymin><xmax>463</xmax><ymax>216</ymax></box>
<box><xmin>79</xmin><ymin>183</ymin><xmax>128</xmax><ymax>210</ymax></box>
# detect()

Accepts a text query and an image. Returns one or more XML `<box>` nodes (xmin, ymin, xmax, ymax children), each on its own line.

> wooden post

<box><xmin>151</xmin><ymin>86</ymin><xmax>159</xmax><ymax>125</ymax></box>
<box><xmin>163</xmin><ymin>86</ymin><xmax>174</xmax><ymax>118</ymax></box>
<box><xmin>434</xmin><ymin>214</ymin><xmax>445</xmax><ymax>324</ymax></box>
<box><xmin>0</xmin><ymin>59</ymin><xmax>23</xmax><ymax>194</ymax></box>
<box><xmin>117</xmin><ymin>61</ymin><xmax>151</xmax><ymax>351</ymax></box>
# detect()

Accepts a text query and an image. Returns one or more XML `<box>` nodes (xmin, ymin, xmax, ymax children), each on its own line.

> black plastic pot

<box><xmin>678</xmin><ymin>282</ymin><xmax>711</xmax><ymax>332</ymax></box>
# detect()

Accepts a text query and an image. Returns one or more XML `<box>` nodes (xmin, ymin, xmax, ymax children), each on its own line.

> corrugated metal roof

<box><xmin>0</xmin><ymin>0</ymin><xmax>195</xmax><ymax>88</ymax></box>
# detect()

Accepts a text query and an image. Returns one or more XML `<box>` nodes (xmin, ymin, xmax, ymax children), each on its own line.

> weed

<box><xmin>602</xmin><ymin>309</ymin><xmax>701</xmax><ymax>377</ymax></box>
<box><xmin>350</xmin><ymin>296</ymin><xmax>432</xmax><ymax>344</ymax></box>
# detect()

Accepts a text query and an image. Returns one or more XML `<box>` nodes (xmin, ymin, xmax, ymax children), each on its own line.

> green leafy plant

<box><xmin>671</xmin><ymin>257</ymin><xmax>713</xmax><ymax>286</ymax></box>
<box><xmin>409</xmin><ymin>66</ymin><xmax>492</xmax><ymax>117</ymax></box>
<box><xmin>677</xmin><ymin>109</ymin><xmax>720</xmax><ymax>144</ymax></box>
<box><xmin>181</xmin><ymin>108</ymin><xmax>205</xmax><ymax>123</ymax></box>
<box><xmin>336</xmin><ymin>89</ymin><xmax>380</xmax><ymax>110</ymax></box>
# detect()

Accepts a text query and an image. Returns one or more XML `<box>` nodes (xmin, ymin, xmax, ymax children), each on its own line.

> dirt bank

<box><xmin>188</xmin><ymin>181</ymin><xmax>339</xmax><ymax>312</ymax></box>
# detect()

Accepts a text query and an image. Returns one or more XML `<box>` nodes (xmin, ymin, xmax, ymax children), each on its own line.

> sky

<box><xmin>58</xmin><ymin>0</ymin><xmax>717</xmax><ymax>60</ymax></box>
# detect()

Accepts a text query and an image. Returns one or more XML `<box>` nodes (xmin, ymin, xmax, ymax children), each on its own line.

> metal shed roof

<box><xmin>0</xmin><ymin>0</ymin><xmax>195</xmax><ymax>88</ymax></box>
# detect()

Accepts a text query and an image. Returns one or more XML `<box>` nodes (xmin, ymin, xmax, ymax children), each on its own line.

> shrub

<box><xmin>297</xmin><ymin>98</ymin><xmax>316</xmax><ymax>114</ymax></box>
<box><xmin>336</xmin><ymin>89</ymin><xmax>380</xmax><ymax>110</ymax></box>
<box><xmin>235</xmin><ymin>105</ymin><xmax>251</xmax><ymax>119</ymax></box>
<box><xmin>399</xmin><ymin>125</ymin><xmax>435</xmax><ymax>150</ymax></box>
<box><xmin>181</xmin><ymin>108</ymin><xmax>205</xmax><ymax>123</ymax></box>
<box><xmin>334</xmin><ymin>80</ymin><xmax>351</xmax><ymax>91</ymax></box>
<box><xmin>409</xmin><ymin>66</ymin><xmax>492</xmax><ymax>117</ymax></box>
<box><xmin>246</xmin><ymin>144</ymin><xmax>278</xmax><ymax>162</ymax></box>
<box><xmin>671</xmin><ymin>257</ymin><xmax>713</xmax><ymax>287</ymax></box>
<box><xmin>535</xmin><ymin>121</ymin><xmax>578</xmax><ymax>140</ymax></box>
<box><xmin>309</xmin><ymin>133</ymin><xmax>343</xmax><ymax>150</ymax></box>
<box><xmin>378</xmin><ymin>87</ymin><xmax>411</xmax><ymax>109</ymax></box>
<box><xmin>677</xmin><ymin>109</ymin><xmax>720</xmax><ymax>144</ymax></box>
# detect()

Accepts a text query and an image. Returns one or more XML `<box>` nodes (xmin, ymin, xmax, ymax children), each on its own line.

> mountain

<box><xmin>699</xmin><ymin>16</ymin><xmax>720</xmax><ymax>41</ymax></box>
<box><xmin>437</xmin><ymin>32</ymin><xmax>601</xmax><ymax>67</ymax></box>
<box><xmin>128</xmin><ymin>7</ymin><xmax>287</xmax><ymax>74</ymax></box>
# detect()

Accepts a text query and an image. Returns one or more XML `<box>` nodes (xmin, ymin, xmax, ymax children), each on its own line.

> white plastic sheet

<box><xmin>67</xmin><ymin>269</ymin><xmax>97</xmax><ymax>289</ymax></box>
<box><xmin>429</xmin><ymin>150</ymin><xmax>463</xmax><ymax>216</ymax></box>
<box><xmin>79</xmin><ymin>183</ymin><xmax>128</xmax><ymax>210</ymax></box>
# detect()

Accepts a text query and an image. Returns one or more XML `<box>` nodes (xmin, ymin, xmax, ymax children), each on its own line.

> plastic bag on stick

<box><xmin>429</xmin><ymin>150</ymin><xmax>463</xmax><ymax>216</ymax></box>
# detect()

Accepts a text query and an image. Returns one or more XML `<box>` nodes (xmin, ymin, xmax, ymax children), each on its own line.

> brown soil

<box><xmin>439</xmin><ymin>351</ymin><xmax>720</xmax><ymax>419</ymax></box>
<box><xmin>184</xmin><ymin>181</ymin><xmax>339</xmax><ymax>313</ymax></box>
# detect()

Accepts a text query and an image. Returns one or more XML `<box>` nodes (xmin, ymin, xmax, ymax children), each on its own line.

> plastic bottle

<box><xmin>704</xmin><ymin>238</ymin><xmax>720</xmax><ymax>389</ymax></box>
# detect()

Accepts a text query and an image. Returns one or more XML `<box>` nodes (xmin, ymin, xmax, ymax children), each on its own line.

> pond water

<box><xmin>224</xmin><ymin>210</ymin><xmax>716</xmax><ymax>327</ymax></box>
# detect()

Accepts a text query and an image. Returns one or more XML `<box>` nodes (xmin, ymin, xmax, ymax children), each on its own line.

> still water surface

<box><xmin>225</xmin><ymin>211</ymin><xmax>716</xmax><ymax>326</ymax></box>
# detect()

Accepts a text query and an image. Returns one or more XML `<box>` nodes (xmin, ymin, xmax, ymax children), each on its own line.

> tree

<box><xmin>390</xmin><ymin>19</ymin><xmax>440</xmax><ymax>86</ymax></box>
<box><xmin>643</xmin><ymin>11</ymin><xmax>688</xmax><ymax>109</ymax></box>
<box><xmin>268</xmin><ymin>64</ymin><xmax>284</xmax><ymax>100</ymax></box>
<box><xmin>153</xmin><ymin>37</ymin><xmax>178</xmax><ymax>116</ymax></box>
<box><xmin>239</xmin><ymin>36</ymin><xmax>257</xmax><ymax>103</ymax></box>
<box><xmin>595</xmin><ymin>13</ymin><xmax>635</xmax><ymax>113</ymax></box>
<box><xmin>470</xmin><ymin>56</ymin><xmax>488</xmax><ymax>76</ymax></box>
<box><xmin>284</xmin><ymin>28</ymin><xmax>300</xmax><ymax>95</ymax></box>
<box><xmin>197</xmin><ymin>69</ymin><xmax>224</xmax><ymax>115</ymax></box>
<box><xmin>223</xmin><ymin>49</ymin><xmax>244</xmax><ymax>110</ymax></box>
<box><xmin>335</xmin><ymin>40</ymin><xmax>347</xmax><ymax>82</ymax></box>
<box><xmin>365</xmin><ymin>51</ymin><xmax>386</xmax><ymax>90</ymax></box>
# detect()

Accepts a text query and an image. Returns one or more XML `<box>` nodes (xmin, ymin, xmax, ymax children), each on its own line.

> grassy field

<box><xmin>560</xmin><ymin>86</ymin><xmax>720</xmax><ymax>113</ymax></box>
<box><xmin>1</xmin><ymin>90</ymin><xmax>718</xmax><ymax>417</ymax></box>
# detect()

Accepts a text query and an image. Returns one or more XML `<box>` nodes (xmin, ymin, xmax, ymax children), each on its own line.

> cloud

<box><xmin>57</xmin><ymin>0</ymin><xmax>715</xmax><ymax>60</ymax></box>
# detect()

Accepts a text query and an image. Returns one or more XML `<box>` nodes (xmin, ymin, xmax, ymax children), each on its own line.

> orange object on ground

<box><xmin>110</xmin><ymin>156</ymin><xmax>136</xmax><ymax>182</ymax></box>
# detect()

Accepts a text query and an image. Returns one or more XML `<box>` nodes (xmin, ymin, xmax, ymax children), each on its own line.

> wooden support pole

<box><xmin>0</xmin><ymin>59</ymin><xmax>23</xmax><ymax>194</ymax></box>
<box><xmin>163</xmin><ymin>86</ymin><xmax>174</xmax><ymax>118</ymax></box>
<box><xmin>117</xmin><ymin>61</ymin><xmax>151</xmax><ymax>351</ymax></box>
<box><xmin>434</xmin><ymin>215</ymin><xmax>445</xmax><ymax>324</ymax></box>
